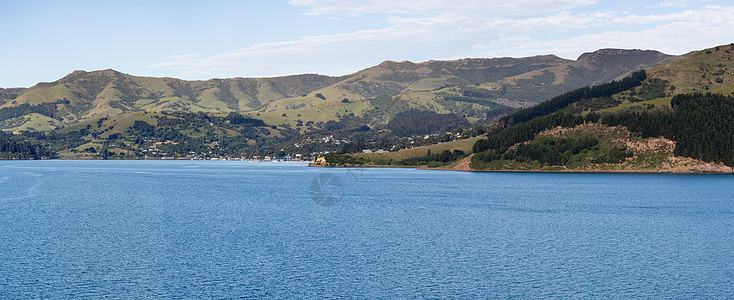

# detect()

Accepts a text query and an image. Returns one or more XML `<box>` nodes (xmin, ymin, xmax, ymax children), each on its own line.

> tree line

<box><xmin>502</xmin><ymin>70</ymin><xmax>647</xmax><ymax>125</ymax></box>
<box><xmin>473</xmin><ymin>112</ymin><xmax>586</xmax><ymax>154</ymax></box>
<box><xmin>0</xmin><ymin>102</ymin><xmax>62</xmax><ymax>121</ymax></box>
<box><xmin>387</xmin><ymin>110</ymin><xmax>469</xmax><ymax>137</ymax></box>
<box><xmin>399</xmin><ymin>149</ymin><xmax>467</xmax><ymax>166</ymax></box>
<box><xmin>0</xmin><ymin>131</ymin><xmax>55</xmax><ymax>159</ymax></box>
<box><xmin>600</xmin><ymin>93</ymin><xmax>733</xmax><ymax>166</ymax></box>
<box><xmin>474</xmin><ymin>92</ymin><xmax>734</xmax><ymax>167</ymax></box>
<box><xmin>670</xmin><ymin>93</ymin><xmax>733</xmax><ymax>165</ymax></box>
<box><xmin>475</xmin><ymin>135</ymin><xmax>631</xmax><ymax>167</ymax></box>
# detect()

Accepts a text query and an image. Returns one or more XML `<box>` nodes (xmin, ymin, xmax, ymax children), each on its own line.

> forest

<box><xmin>0</xmin><ymin>131</ymin><xmax>55</xmax><ymax>159</ymax></box>
<box><xmin>473</xmin><ymin>92</ymin><xmax>734</xmax><ymax>167</ymax></box>
<box><xmin>387</xmin><ymin>110</ymin><xmax>469</xmax><ymax>137</ymax></box>
<box><xmin>502</xmin><ymin>70</ymin><xmax>647</xmax><ymax>125</ymax></box>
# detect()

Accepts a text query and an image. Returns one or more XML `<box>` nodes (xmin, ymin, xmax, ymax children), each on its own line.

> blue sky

<box><xmin>2</xmin><ymin>0</ymin><xmax>734</xmax><ymax>88</ymax></box>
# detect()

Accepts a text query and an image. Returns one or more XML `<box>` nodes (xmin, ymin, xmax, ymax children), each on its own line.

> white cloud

<box><xmin>615</xmin><ymin>4</ymin><xmax>733</xmax><ymax>24</ymax></box>
<box><xmin>655</xmin><ymin>0</ymin><xmax>687</xmax><ymax>8</ymax></box>
<box><xmin>288</xmin><ymin>0</ymin><xmax>597</xmax><ymax>17</ymax></box>
<box><xmin>477</xmin><ymin>5</ymin><xmax>734</xmax><ymax>58</ymax></box>
<box><xmin>168</xmin><ymin>54</ymin><xmax>200</xmax><ymax>59</ymax></box>
<box><xmin>150</xmin><ymin>2</ymin><xmax>734</xmax><ymax>79</ymax></box>
<box><xmin>150</xmin><ymin>10</ymin><xmax>607</xmax><ymax>77</ymax></box>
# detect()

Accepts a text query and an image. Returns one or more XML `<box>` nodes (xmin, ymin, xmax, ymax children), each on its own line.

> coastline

<box><xmin>308</xmin><ymin>160</ymin><xmax>734</xmax><ymax>174</ymax></box>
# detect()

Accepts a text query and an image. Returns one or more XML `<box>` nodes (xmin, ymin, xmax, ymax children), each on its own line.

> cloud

<box><xmin>287</xmin><ymin>0</ymin><xmax>597</xmax><ymax>17</ymax></box>
<box><xmin>476</xmin><ymin>5</ymin><xmax>734</xmax><ymax>58</ymax></box>
<box><xmin>168</xmin><ymin>54</ymin><xmax>200</xmax><ymax>59</ymax></box>
<box><xmin>655</xmin><ymin>0</ymin><xmax>687</xmax><ymax>8</ymax></box>
<box><xmin>150</xmin><ymin>10</ymin><xmax>606</xmax><ymax>77</ymax></box>
<box><xmin>150</xmin><ymin>2</ymin><xmax>734</xmax><ymax>79</ymax></box>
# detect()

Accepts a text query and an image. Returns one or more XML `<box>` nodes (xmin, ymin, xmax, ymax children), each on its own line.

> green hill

<box><xmin>488</xmin><ymin>49</ymin><xmax>678</xmax><ymax>103</ymax></box>
<box><xmin>2</xmin><ymin>48</ymin><xmax>676</xmax><ymax>133</ymax></box>
<box><xmin>562</xmin><ymin>44</ymin><xmax>734</xmax><ymax>114</ymax></box>
<box><xmin>1</xmin><ymin>70</ymin><xmax>342</xmax><ymax>125</ymax></box>
<box><xmin>4</xmin><ymin>46</ymin><xmax>711</xmax><ymax>161</ymax></box>
<box><xmin>466</xmin><ymin>44</ymin><xmax>734</xmax><ymax>172</ymax></box>
<box><xmin>331</xmin><ymin>44</ymin><xmax>734</xmax><ymax>173</ymax></box>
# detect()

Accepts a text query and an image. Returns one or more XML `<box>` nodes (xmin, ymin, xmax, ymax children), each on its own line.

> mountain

<box><xmin>646</xmin><ymin>44</ymin><xmax>734</xmax><ymax>95</ymax></box>
<box><xmin>1</xmin><ymin>48</ymin><xmax>676</xmax><ymax>133</ymax></box>
<box><xmin>8</xmin><ymin>46</ymin><xmax>715</xmax><ymax>161</ymax></box>
<box><xmin>468</xmin><ymin>45</ymin><xmax>734</xmax><ymax>172</ymax></box>
<box><xmin>1</xmin><ymin>70</ymin><xmax>342</xmax><ymax>120</ymax></box>
<box><xmin>322</xmin><ymin>44</ymin><xmax>734</xmax><ymax>173</ymax></box>
<box><xmin>547</xmin><ymin>43</ymin><xmax>734</xmax><ymax>114</ymax></box>
<box><xmin>488</xmin><ymin>49</ymin><xmax>678</xmax><ymax>103</ymax></box>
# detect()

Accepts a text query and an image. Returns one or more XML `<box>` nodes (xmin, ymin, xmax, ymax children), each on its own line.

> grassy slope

<box><xmin>59</xmin><ymin>111</ymin><xmax>161</xmax><ymax>137</ymax></box>
<box><xmin>471</xmin><ymin>44</ymin><xmax>734</xmax><ymax>172</ymax></box>
<box><xmin>1</xmin><ymin>113</ymin><xmax>60</xmax><ymax>133</ymax></box>
<box><xmin>3</xmin><ymin>49</ymin><xmax>677</xmax><ymax>133</ymax></box>
<box><xmin>344</xmin><ymin>48</ymin><xmax>710</xmax><ymax>168</ymax></box>
<box><xmin>601</xmin><ymin>97</ymin><xmax>673</xmax><ymax>113</ymax></box>
<box><xmin>353</xmin><ymin>136</ymin><xmax>481</xmax><ymax>161</ymax></box>
<box><xmin>480</xmin><ymin>49</ymin><xmax>679</xmax><ymax>105</ymax></box>
<box><xmin>2</xmin><ymin>71</ymin><xmax>343</xmax><ymax>130</ymax></box>
<box><xmin>597</xmin><ymin>44</ymin><xmax>734</xmax><ymax>114</ymax></box>
<box><xmin>647</xmin><ymin>44</ymin><xmax>734</xmax><ymax>96</ymax></box>
<box><xmin>0</xmin><ymin>55</ymin><xmax>574</xmax><ymax>131</ymax></box>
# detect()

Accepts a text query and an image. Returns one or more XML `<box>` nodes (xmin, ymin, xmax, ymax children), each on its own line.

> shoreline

<box><xmin>3</xmin><ymin>158</ymin><xmax>730</xmax><ymax>174</ymax></box>
<box><xmin>1</xmin><ymin>158</ymin><xmax>313</xmax><ymax>163</ymax></box>
<box><xmin>308</xmin><ymin>163</ymin><xmax>734</xmax><ymax>174</ymax></box>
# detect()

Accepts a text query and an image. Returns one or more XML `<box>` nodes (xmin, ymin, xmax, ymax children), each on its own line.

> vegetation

<box><xmin>473</xmin><ymin>92</ymin><xmax>734</xmax><ymax>168</ymax></box>
<box><xmin>670</xmin><ymin>93</ymin><xmax>733</xmax><ymax>165</ymax></box>
<box><xmin>473</xmin><ymin>112</ymin><xmax>585</xmax><ymax>154</ymax></box>
<box><xmin>399</xmin><ymin>149</ymin><xmax>467</xmax><ymax>167</ymax></box>
<box><xmin>597</xmin><ymin>93</ymin><xmax>733</xmax><ymax>166</ymax></box>
<box><xmin>0</xmin><ymin>101</ymin><xmax>63</xmax><ymax>122</ymax></box>
<box><xmin>502</xmin><ymin>70</ymin><xmax>647</xmax><ymax>125</ymax></box>
<box><xmin>473</xmin><ymin>134</ymin><xmax>632</xmax><ymax>170</ymax></box>
<box><xmin>0</xmin><ymin>131</ymin><xmax>55</xmax><ymax>159</ymax></box>
<box><xmin>387</xmin><ymin>110</ymin><xmax>469</xmax><ymax>137</ymax></box>
<box><xmin>1</xmin><ymin>49</ymin><xmax>675</xmax><ymax>134</ymax></box>
<box><xmin>323</xmin><ymin>153</ymin><xmax>364</xmax><ymax>166</ymax></box>
<box><xmin>2</xmin><ymin>45</ymin><xmax>731</xmax><ymax>169</ymax></box>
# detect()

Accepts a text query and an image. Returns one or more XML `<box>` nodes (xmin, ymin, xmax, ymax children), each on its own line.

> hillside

<box><xmin>470</xmin><ymin>123</ymin><xmax>732</xmax><ymax>173</ymax></box>
<box><xmin>265</xmin><ymin>49</ymin><xmax>675</xmax><ymax>127</ymax></box>
<box><xmin>488</xmin><ymin>49</ymin><xmax>678</xmax><ymax>103</ymax></box>
<box><xmin>15</xmin><ymin>45</ymin><xmax>733</xmax><ymax>162</ymax></box>
<box><xmin>564</xmin><ymin>44</ymin><xmax>734</xmax><ymax>114</ymax></box>
<box><xmin>466</xmin><ymin>44</ymin><xmax>734</xmax><ymax>172</ymax></box>
<box><xmin>0</xmin><ymin>70</ymin><xmax>343</xmax><ymax>130</ymax></box>
<box><xmin>328</xmin><ymin>44</ymin><xmax>734</xmax><ymax>173</ymax></box>
<box><xmin>1</xmin><ymin>48</ymin><xmax>676</xmax><ymax>133</ymax></box>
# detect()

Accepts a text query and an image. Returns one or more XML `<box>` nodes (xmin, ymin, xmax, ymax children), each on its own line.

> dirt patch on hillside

<box><xmin>453</xmin><ymin>154</ymin><xmax>475</xmax><ymax>171</ymax></box>
<box><xmin>536</xmin><ymin>123</ymin><xmax>732</xmax><ymax>173</ymax></box>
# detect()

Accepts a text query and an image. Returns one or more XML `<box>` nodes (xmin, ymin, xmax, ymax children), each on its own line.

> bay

<box><xmin>1</xmin><ymin>160</ymin><xmax>733</xmax><ymax>298</ymax></box>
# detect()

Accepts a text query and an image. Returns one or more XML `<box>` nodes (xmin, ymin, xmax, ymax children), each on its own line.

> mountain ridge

<box><xmin>1</xmin><ymin>48</ymin><xmax>677</xmax><ymax>133</ymax></box>
<box><xmin>327</xmin><ymin>44</ymin><xmax>733</xmax><ymax>173</ymax></box>
<box><xmin>4</xmin><ymin>44</ymin><xmax>734</xmax><ymax>163</ymax></box>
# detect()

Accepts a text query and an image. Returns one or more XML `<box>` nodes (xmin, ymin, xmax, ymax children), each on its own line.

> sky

<box><xmin>2</xmin><ymin>0</ymin><xmax>734</xmax><ymax>88</ymax></box>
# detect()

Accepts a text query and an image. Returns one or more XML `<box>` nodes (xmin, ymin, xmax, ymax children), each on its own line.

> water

<box><xmin>1</xmin><ymin>160</ymin><xmax>733</xmax><ymax>298</ymax></box>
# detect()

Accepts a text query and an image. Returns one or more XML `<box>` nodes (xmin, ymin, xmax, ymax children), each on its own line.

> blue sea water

<box><xmin>0</xmin><ymin>160</ymin><xmax>733</xmax><ymax>298</ymax></box>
